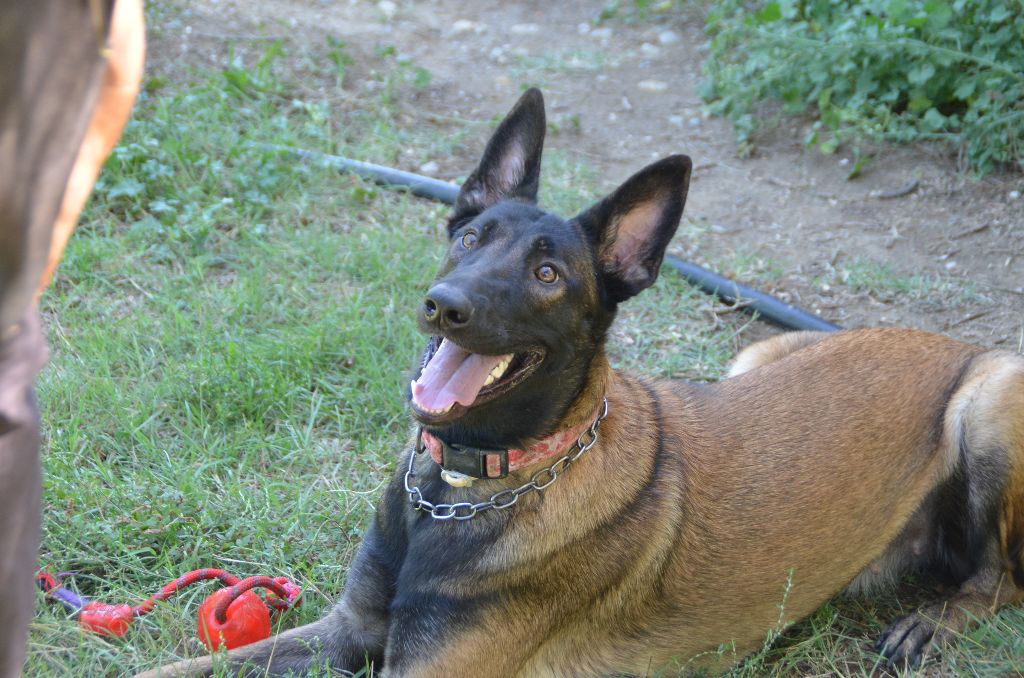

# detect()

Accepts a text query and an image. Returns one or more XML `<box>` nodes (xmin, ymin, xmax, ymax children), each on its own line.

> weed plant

<box><xmin>701</xmin><ymin>0</ymin><xmax>1024</xmax><ymax>173</ymax></box>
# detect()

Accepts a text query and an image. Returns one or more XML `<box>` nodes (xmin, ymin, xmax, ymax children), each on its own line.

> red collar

<box><xmin>419</xmin><ymin>408</ymin><xmax>600</xmax><ymax>480</ymax></box>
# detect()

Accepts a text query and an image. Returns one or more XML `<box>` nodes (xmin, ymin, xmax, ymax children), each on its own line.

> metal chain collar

<box><xmin>403</xmin><ymin>398</ymin><xmax>609</xmax><ymax>521</ymax></box>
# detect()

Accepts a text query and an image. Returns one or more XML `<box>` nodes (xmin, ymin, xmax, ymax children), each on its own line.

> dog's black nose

<box><xmin>423</xmin><ymin>284</ymin><xmax>474</xmax><ymax>331</ymax></box>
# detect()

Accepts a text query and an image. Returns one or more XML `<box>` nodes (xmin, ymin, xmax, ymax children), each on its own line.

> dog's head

<box><xmin>409</xmin><ymin>89</ymin><xmax>691</xmax><ymax>446</ymax></box>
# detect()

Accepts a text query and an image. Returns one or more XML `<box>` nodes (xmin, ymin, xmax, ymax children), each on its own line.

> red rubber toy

<box><xmin>37</xmin><ymin>568</ymin><xmax>301</xmax><ymax>648</ymax></box>
<box><xmin>197</xmin><ymin>588</ymin><xmax>271</xmax><ymax>651</ymax></box>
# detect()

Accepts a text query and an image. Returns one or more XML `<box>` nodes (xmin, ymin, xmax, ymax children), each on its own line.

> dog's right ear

<box><xmin>448</xmin><ymin>88</ymin><xmax>546</xmax><ymax>232</ymax></box>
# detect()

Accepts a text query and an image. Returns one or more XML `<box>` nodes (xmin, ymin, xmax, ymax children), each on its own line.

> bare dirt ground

<box><xmin>164</xmin><ymin>0</ymin><xmax>1023</xmax><ymax>349</ymax></box>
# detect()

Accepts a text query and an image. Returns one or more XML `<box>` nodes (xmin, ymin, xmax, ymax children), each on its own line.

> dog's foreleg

<box><xmin>135</xmin><ymin>518</ymin><xmax>401</xmax><ymax>677</ymax></box>
<box><xmin>134</xmin><ymin>603</ymin><xmax>379</xmax><ymax>678</ymax></box>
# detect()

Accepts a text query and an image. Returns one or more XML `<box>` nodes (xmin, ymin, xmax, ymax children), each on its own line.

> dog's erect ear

<box><xmin>576</xmin><ymin>155</ymin><xmax>692</xmax><ymax>304</ymax></box>
<box><xmin>449</xmin><ymin>88</ymin><xmax>546</xmax><ymax>229</ymax></box>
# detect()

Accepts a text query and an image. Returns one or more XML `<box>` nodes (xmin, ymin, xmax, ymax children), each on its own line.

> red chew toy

<box><xmin>37</xmin><ymin>568</ymin><xmax>301</xmax><ymax>650</ymax></box>
<box><xmin>197</xmin><ymin>588</ymin><xmax>272</xmax><ymax>651</ymax></box>
<box><xmin>79</xmin><ymin>602</ymin><xmax>134</xmax><ymax>638</ymax></box>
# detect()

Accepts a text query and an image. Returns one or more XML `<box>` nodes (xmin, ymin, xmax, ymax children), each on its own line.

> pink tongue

<box><xmin>412</xmin><ymin>339</ymin><xmax>511</xmax><ymax>412</ymax></box>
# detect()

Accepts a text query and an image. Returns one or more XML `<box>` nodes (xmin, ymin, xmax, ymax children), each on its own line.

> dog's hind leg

<box><xmin>877</xmin><ymin>350</ymin><xmax>1024</xmax><ymax>668</ymax></box>
<box><xmin>727</xmin><ymin>331</ymin><xmax>832</xmax><ymax>377</ymax></box>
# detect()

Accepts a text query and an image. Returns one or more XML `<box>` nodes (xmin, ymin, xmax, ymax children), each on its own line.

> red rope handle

<box><xmin>211</xmin><ymin>576</ymin><xmax>297</xmax><ymax>624</ymax></box>
<box><xmin>132</xmin><ymin>568</ymin><xmax>242</xmax><ymax>617</ymax></box>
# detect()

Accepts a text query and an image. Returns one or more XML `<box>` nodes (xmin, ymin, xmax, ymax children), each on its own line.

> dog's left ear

<box><xmin>448</xmin><ymin>88</ymin><xmax>546</xmax><ymax>230</ymax></box>
<box><xmin>576</xmin><ymin>155</ymin><xmax>692</xmax><ymax>304</ymax></box>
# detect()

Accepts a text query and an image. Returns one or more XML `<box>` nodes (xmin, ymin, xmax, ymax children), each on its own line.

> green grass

<box><xmin>31</xmin><ymin>35</ymin><xmax>446</xmax><ymax>676</ymax></box>
<box><xmin>819</xmin><ymin>257</ymin><xmax>983</xmax><ymax>311</ymax></box>
<box><xmin>25</xmin><ymin>7</ymin><xmax>1022</xmax><ymax>677</ymax></box>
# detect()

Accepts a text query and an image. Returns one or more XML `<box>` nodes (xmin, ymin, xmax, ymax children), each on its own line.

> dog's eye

<box><xmin>461</xmin><ymin>231</ymin><xmax>478</xmax><ymax>249</ymax></box>
<box><xmin>535</xmin><ymin>265</ymin><xmax>558</xmax><ymax>284</ymax></box>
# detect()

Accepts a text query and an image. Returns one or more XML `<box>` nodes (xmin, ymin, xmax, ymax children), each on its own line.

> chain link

<box><xmin>404</xmin><ymin>398</ymin><xmax>609</xmax><ymax>521</ymax></box>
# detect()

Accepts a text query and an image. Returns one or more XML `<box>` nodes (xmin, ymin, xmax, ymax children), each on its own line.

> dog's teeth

<box><xmin>483</xmin><ymin>357</ymin><xmax>512</xmax><ymax>387</ymax></box>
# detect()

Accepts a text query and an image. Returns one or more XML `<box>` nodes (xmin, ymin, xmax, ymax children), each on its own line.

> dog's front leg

<box><xmin>381</xmin><ymin>591</ymin><xmax>569</xmax><ymax>678</ymax></box>
<box><xmin>135</xmin><ymin>518</ymin><xmax>402</xmax><ymax>677</ymax></box>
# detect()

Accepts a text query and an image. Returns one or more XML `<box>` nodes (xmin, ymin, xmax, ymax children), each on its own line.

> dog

<box><xmin>139</xmin><ymin>88</ymin><xmax>1024</xmax><ymax>677</ymax></box>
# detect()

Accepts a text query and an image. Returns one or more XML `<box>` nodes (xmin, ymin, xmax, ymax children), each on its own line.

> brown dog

<box><xmin>139</xmin><ymin>89</ymin><xmax>1024</xmax><ymax>677</ymax></box>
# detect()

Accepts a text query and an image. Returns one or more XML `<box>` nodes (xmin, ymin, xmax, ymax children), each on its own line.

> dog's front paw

<box><xmin>876</xmin><ymin>607</ymin><xmax>953</xmax><ymax>669</ymax></box>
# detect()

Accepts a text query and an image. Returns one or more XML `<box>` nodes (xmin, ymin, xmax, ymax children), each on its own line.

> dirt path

<box><xmin>176</xmin><ymin>0</ymin><xmax>1023</xmax><ymax>348</ymax></box>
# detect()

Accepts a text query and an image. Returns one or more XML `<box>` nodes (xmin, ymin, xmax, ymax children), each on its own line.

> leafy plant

<box><xmin>701</xmin><ymin>0</ymin><xmax>1024</xmax><ymax>173</ymax></box>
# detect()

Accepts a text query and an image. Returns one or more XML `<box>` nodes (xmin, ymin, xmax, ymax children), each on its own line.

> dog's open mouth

<box><xmin>410</xmin><ymin>336</ymin><xmax>544</xmax><ymax>423</ymax></box>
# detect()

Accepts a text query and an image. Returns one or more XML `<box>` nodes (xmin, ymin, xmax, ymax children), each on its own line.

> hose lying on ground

<box><xmin>258</xmin><ymin>143</ymin><xmax>840</xmax><ymax>333</ymax></box>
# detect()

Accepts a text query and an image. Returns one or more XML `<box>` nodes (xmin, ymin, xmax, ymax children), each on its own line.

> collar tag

<box><xmin>440</xmin><ymin>469</ymin><xmax>476</xmax><ymax>488</ymax></box>
<box><xmin>439</xmin><ymin>438</ymin><xmax>510</xmax><ymax>479</ymax></box>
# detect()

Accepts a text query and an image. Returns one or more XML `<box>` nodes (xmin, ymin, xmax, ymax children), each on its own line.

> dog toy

<box><xmin>36</xmin><ymin>568</ymin><xmax>301</xmax><ymax>650</ymax></box>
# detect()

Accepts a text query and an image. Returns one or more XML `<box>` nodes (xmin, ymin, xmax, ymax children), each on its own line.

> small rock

<box><xmin>419</xmin><ymin>161</ymin><xmax>439</xmax><ymax>175</ymax></box>
<box><xmin>1009</xmin><ymin>190</ymin><xmax>1021</xmax><ymax>200</ymax></box>
<box><xmin>452</xmin><ymin>20</ymin><xmax>482</xmax><ymax>34</ymax></box>
<box><xmin>839</xmin><ymin>158</ymin><xmax>850</xmax><ymax>166</ymax></box>
<box><xmin>510</xmin><ymin>23</ymin><xmax>539</xmax><ymax>35</ymax></box>
<box><xmin>608</xmin><ymin>112</ymin><xmax>618</xmax><ymax>122</ymax></box>
<box><xmin>945</xmin><ymin>261</ymin><xmax>957</xmax><ymax>270</ymax></box>
<box><xmin>658</xmin><ymin>30</ymin><xmax>680</xmax><ymax>45</ymax></box>
<box><xmin>668</xmin><ymin>115</ymin><xmax>684</xmax><ymax>127</ymax></box>
<box><xmin>687</xmin><ymin>116</ymin><xmax>701</xmax><ymax>127</ymax></box>
<box><xmin>376</xmin><ymin>0</ymin><xmax>397</xmax><ymax>20</ymax></box>
<box><xmin>577</xmin><ymin>22</ymin><xmax>591</xmax><ymax>35</ymax></box>
<box><xmin>640</xmin><ymin>42</ymin><xmax>660</xmax><ymax>58</ymax></box>
<box><xmin>590</xmin><ymin>27</ymin><xmax>614</xmax><ymax>39</ymax></box>
<box><xmin>637</xmin><ymin>79</ymin><xmax>668</xmax><ymax>92</ymax></box>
